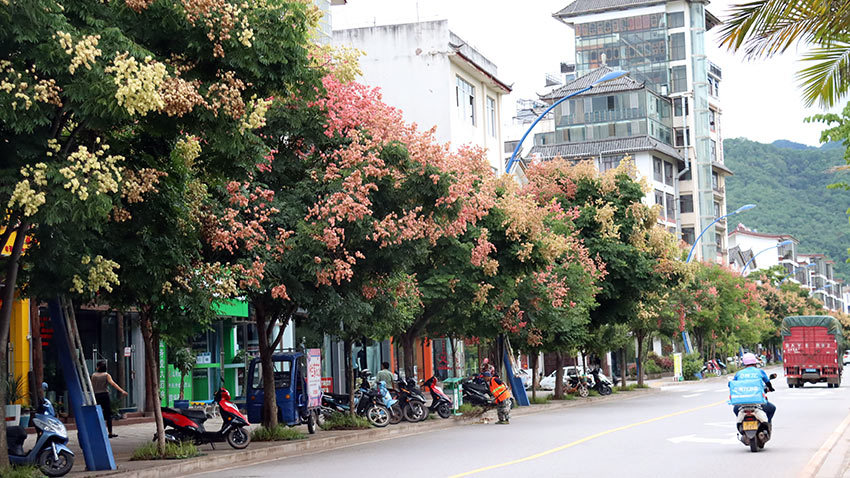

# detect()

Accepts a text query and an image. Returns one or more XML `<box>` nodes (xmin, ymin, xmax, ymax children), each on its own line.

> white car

<box><xmin>843</xmin><ymin>351</ymin><xmax>850</xmax><ymax>365</ymax></box>
<box><xmin>514</xmin><ymin>368</ymin><xmax>532</xmax><ymax>389</ymax></box>
<box><xmin>539</xmin><ymin>366</ymin><xmax>587</xmax><ymax>390</ymax></box>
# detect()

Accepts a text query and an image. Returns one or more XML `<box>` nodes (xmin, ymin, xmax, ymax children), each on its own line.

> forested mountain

<box><xmin>723</xmin><ymin>138</ymin><xmax>850</xmax><ymax>279</ymax></box>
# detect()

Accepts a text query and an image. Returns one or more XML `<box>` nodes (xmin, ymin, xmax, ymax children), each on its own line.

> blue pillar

<box><xmin>48</xmin><ymin>299</ymin><xmax>115</xmax><ymax>471</ymax></box>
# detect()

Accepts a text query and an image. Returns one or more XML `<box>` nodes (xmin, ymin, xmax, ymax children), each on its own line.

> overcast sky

<box><xmin>333</xmin><ymin>0</ymin><xmax>840</xmax><ymax>147</ymax></box>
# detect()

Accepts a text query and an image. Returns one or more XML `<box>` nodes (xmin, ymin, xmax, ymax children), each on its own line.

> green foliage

<box><xmin>457</xmin><ymin>403</ymin><xmax>485</xmax><ymax>415</ymax></box>
<box><xmin>1</xmin><ymin>465</ymin><xmax>44</xmax><ymax>478</ymax></box>
<box><xmin>251</xmin><ymin>425</ymin><xmax>306</xmax><ymax>442</ymax></box>
<box><xmin>642</xmin><ymin>359</ymin><xmax>663</xmax><ymax>374</ymax></box>
<box><xmin>724</xmin><ymin>138</ymin><xmax>850</xmax><ymax>280</ymax></box>
<box><xmin>319</xmin><ymin>412</ymin><xmax>371</xmax><ymax>431</ymax></box>
<box><xmin>529</xmin><ymin>396</ymin><xmax>550</xmax><ymax>405</ymax></box>
<box><xmin>130</xmin><ymin>441</ymin><xmax>199</xmax><ymax>461</ymax></box>
<box><xmin>4</xmin><ymin>375</ymin><xmax>25</xmax><ymax>405</ymax></box>
<box><xmin>682</xmin><ymin>353</ymin><xmax>703</xmax><ymax>381</ymax></box>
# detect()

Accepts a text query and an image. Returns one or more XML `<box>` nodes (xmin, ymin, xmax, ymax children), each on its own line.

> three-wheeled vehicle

<box><xmin>246</xmin><ymin>352</ymin><xmax>322</xmax><ymax>433</ymax></box>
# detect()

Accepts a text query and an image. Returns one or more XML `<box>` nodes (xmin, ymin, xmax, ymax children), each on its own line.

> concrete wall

<box><xmin>334</xmin><ymin>20</ymin><xmax>453</xmax><ymax>144</ymax></box>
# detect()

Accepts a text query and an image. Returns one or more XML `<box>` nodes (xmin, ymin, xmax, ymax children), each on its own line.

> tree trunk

<box><xmin>116</xmin><ymin>312</ymin><xmax>125</xmax><ymax>408</ymax></box>
<box><xmin>0</xmin><ymin>222</ymin><xmax>29</xmax><ymax>469</ymax></box>
<box><xmin>530</xmin><ymin>352</ymin><xmax>538</xmax><ymax>401</ymax></box>
<box><xmin>344</xmin><ymin>339</ymin><xmax>355</xmax><ymax>417</ymax></box>
<box><xmin>636</xmin><ymin>332</ymin><xmax>645</xmax><ymax>387</ymax></box>
<box><xmin>399</xmin><ymin>333</ymin><xmax>415</xmax><ymax>380</ymax></box>
<box><xmin>553</xmin><ymin>352</ymin><xmax>564</xmax><ymax>399</ymax></box>
<box><xmin>620</xmin><ymin>349</ymin><xmax>627</xmax><ymax>388</ymax></box>
<box><xmin>254</xmin><ymin>303</ymin><xmax>278</xmax><ymax>429</ymax></box>
<box><xmin>602</xmin><ymin>351</ymin><xmax>611</xmax><ymax>378</ymax></box>
<box><xmin>179</xmin><ymin>375</ymin><xmax>185</xmax><ymax>401</ymax></box>
<box><xmin>30</xmin><ymin>301</ymin><xmax>43</xmax><ymax>405</ymax></box>
<box><xmin>140</xmin><ymin>310</ymin><xmax>166</xmax><ymax>456</ymax></box>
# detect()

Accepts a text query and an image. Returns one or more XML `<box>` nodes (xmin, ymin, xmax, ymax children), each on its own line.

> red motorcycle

<box><xmin>158</xmin><ymin>387</ymin><xmax>250</xmax><ymax>449</ymax></box>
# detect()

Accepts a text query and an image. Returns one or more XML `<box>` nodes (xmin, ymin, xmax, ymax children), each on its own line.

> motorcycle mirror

<box><xmin>769</xmin><ymin>373</ymin><xmax>777</xmax><ymax>379</ymax></box>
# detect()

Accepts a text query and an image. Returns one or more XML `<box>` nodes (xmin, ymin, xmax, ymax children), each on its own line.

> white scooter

<box><xmin>735</xmin><ymin>372</ymin><xmax>777</xmax><ymax>452</ymax></box>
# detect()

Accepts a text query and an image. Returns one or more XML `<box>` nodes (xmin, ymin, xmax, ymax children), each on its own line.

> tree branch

<box><xmin>60</xmin><ymin>119</ymin><xmax>88</xmax><ymax>156</ymax></box>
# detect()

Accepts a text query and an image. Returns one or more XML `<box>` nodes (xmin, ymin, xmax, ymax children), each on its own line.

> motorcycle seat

<box><xmin>6</xmin><ymin>426</ymin><xmax>26</xmax><ymax>456</ymax></box>
<box><xmin>180</xmin><ymin>409</ymin><xmax>209</xmax><ymax>423</ymax></box>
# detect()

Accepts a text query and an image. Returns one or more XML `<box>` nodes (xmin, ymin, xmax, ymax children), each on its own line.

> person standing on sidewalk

<box><xmin>92</xmin><ymin>361</ymin><xmax>127</xmax><ymax>438</ymax></box>
<box><xmin>376</xmin><ymin>362</ymin><xmax>395</xmax><ymax>389</ymax></box>
<box><xmin>486</xmin><ymin>373</ymin><xmax>512</xmax><ymax>424</ymax></box>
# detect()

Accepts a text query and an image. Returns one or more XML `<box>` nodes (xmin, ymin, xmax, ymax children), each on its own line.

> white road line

<box><xmin>800</xmin><ymin>408</ymin><xmax>850</xmax><ymax>477</ymax></box>
<box><xmin>682</xmin><ymin>393</ymin><xmax>702</xmax><ymax>398</ymax></box>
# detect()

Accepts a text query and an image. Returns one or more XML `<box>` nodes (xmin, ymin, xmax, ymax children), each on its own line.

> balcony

<box><xmin>713</xmin><ymin>185</ymin><xmax>725</xmax><ymax>197</ymax></box>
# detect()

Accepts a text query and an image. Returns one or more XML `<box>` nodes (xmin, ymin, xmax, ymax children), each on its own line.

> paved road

<box><xmin>193</xmin><ymin>367</ymin><xmax>850</xmax><ymax>478</ymax></box>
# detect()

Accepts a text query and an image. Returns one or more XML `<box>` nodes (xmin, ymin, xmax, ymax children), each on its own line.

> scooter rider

<box><xmin>730</xmin><ymin>352</ymin><xmax>776</xmax><ymax>421</ymax></box>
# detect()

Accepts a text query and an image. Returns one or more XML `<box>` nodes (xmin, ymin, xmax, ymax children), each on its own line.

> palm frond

<box><xmin>797</xmin><ymin>40</ymin><xmax>850</xmax><ymax>108</ymax></box>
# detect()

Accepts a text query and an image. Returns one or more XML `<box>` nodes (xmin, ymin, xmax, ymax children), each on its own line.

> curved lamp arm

<box><xmin>686</xmin><ymin>204</ymin><xmax>756</xmax><ymax>263</ymax></box>
<box><xmin>740</xmin><ymin>240</ymin><xmax>793</xmax><ymax>276</ymax></box>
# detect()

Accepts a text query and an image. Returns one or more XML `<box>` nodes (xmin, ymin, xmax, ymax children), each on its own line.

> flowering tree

<box><xmin>1</xmin><ymin>0</ymin><xmax>320</xmax><ymax>456</ymax></box>
<box><xmin>207</xmin><ymin>74</ymin><xmax>495</xmax><ymax>422</ymax></box>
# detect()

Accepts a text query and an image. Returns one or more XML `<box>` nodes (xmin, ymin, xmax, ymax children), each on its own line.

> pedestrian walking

<box><xmin>91</xmin><ymin>361</ymin><xmax>127</xmax><ymax>438</ymax></box>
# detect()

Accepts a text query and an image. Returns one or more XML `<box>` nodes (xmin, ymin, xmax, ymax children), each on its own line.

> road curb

<box><xmin>802</xmin><ymin>408</ymin><xmax>850</xmax><ymax>478</ymax></box>
<box><xmin>78</xmin><ymin>388</ymin><xmax>656</xmax><ymax>477</ymax></box>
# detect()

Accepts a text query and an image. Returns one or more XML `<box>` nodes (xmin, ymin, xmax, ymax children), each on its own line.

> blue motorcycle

<box><xmin>7</xmin><ymin>396</ymin><xmax>74</xmax><ymax>476</ymax></box>
<box><xmin>376</xmin><ymin>381</ymin><xmax>402</xmax><ymax>424</ymax></box>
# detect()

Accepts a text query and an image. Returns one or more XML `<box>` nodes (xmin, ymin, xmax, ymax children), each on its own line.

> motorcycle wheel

<box><xmin>599</xmin><ymin>384</ymin><xmax>612</xmax><ymax>396</ymax></box>
<box><xmin>389</xmin><ymin>403</ymin><xmax>403</xmax><ymax>425</ymax></box>
<box><xmin>437</xmin><ymin>402</ymin><xmax>452</xmax><ymax>419</ymax></box>
<box><xmin>366</xmin><ymin>404</ymin><xmax>390</xmax><ymax>427</ymax></box>
<box><xmin>749</xmin><ymin>438</ymin><xmax>759</xmax><ymax>453</ymax></box>
<box><xmin>226</xmin><ymin>427</ymin><xmax>251</xmax><ymax>449</ymax></box>
<box><xmin>306</xmin><ymin>410</ymin><xmax>317</xmax><ymax>434</ymax></box>
<box><xmin>316</xmin><ymin>409</ymin><xmax>326</xmax><ymax>428</ymax></box>
<box><xmin>578</xmin><ymin>385</ymin><xmax>589</xmax><ymax>398</ymax></box>
<box><xmin>403</xmin><ymin>402</ymin><xmax>426</xmax><ymax>422</ymax></box>
<box><xmin>37</xmin><ymin>448</ymin><xmax>74</xmax><ymax>477</ymax></box>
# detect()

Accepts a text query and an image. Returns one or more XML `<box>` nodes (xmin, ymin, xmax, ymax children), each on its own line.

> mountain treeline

<box><xmin>723</xmin><ymin>138</ymin><xmax>850</xmax><ymax>280</ymax></box>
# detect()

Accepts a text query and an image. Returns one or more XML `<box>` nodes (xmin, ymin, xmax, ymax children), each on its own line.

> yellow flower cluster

<box><xmin>239</xmin><ymin>95</ymin><xmax>272</xmax><ymax>133</ymax></box>
<box><xmin>54</xmin><ymin>31</ymin><xmax>102</xmax><ymax>74</ymax></box>
<box><xmin>58</xmin><ymin>140</ymin><xmax>124</xmax><ymax>201</ymax></box>
<box><xmin>238</xmin><ymin>27</ymin><xmax>254</xmax><ymax>47</ymax></box>
<box><xmin>174</xmin><ymin>135</ymin><xmax>202</xmax><ymax>165</ymax></box>
<box><xmin>8</xmin><ymin>163</ymin><xmax>48</xmax><ymax>216</ymax></box>
<box><xmin>0</xmin><ymin>61</ymin><xmax>62</xmax><ymax>110</ymax></box>
<box><xmin>105</xmin><ymin>52</ymin><xmax>167</xmax><ymax>116</ymax></box>
<box><xmin>121</xmin><ymin>167</ymin><xmax>167</xmax><ymax>203</ymax></box>
<box><xmin>71</xmin><ymin>255</ymin><xmax>121</xmax><ymax>294</ymax></box>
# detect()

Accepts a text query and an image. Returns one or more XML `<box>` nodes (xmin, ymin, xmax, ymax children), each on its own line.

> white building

<box><xmin>727</xmin><ymin>223</ymin><xmax>798</xmax><ymax>276</ymax></box>
<box><xmin>333</xmin><ymin>20</ymin><xmax>512</xmax><ymax>174</ymax></box>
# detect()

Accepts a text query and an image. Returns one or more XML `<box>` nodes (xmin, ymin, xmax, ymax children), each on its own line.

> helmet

<box><xmin>742</xmin><ymin>353</ymin><xmax>759</xmax><ymax>366</ymax></box>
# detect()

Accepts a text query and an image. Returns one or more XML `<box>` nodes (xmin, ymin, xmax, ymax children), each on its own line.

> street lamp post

<box><xmin>505</xmin><ymin>69</ymin><xmax>628</xmax><ymax>175</ymax></box>
<box><xmin>686</xmin><ymin>204</ymin><xmax>756</xmax><ymax>263</ymax></box>
<box><xmin>740</xmin><ymin>239</ymin><xmax>794</xmax><ymax>276</ymax></box>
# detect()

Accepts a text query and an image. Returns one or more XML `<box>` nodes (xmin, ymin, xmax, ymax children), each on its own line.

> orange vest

<box><xmin>488</xmin><ymin>377</ymin><xmax>510</xmax><ymax>403</ymax></box>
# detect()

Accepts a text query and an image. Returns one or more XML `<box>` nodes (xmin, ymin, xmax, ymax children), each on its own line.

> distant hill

<box><xmin>723</xmin><ymin>138</ymin><xmax>850</xmax><ymax>279</ymax></box>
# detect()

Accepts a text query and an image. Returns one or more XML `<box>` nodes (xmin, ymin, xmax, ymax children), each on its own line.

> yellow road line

<box><xmin>449</xmin><ymin>399</ymin><xmax>727</xmax><ymax>477</ymax></box>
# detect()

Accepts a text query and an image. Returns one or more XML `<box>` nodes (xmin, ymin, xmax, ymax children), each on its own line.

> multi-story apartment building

<box><xmin>728</xmin><ymin>223</ymin><xmax>845</xmax><ymax>312</ymax></box>
<box><xmin>333</xmin><ymin>20</ymin><xmax>512</xmax><ymax>174</ymax></box>
<box><xmin>538</xmin><ymin>0</ymin><xmax>731</xmax><ymax>262</ymax></box>
<box><xmin>316</xmin><ymin>0</ymin><xmax>347</xmax><ymax>44</ymax></box>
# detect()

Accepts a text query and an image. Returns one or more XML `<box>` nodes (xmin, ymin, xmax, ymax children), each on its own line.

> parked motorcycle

<box><xmin>393</xmin><ymin>378</ymin><xmax>428</xmax><ymax>422</ymax></box>
<box><xmin>734</xmin><ymin>373</ymin><xmax>777</xmax><ymax>452</ymax></box>
<box><xmin>422</xmin><ymin>376</ymin><xmax>453</xmax><ymax>419</ymax></box>
<box><xmin>7</xmin><ymin>395</ymin><xmax>74</xmax><ymax>477</ymax></box>
<box><xmin>588</xmin><ymin>367</ymin><xmax>613</xmax><ymax>395</ymax></box>
<box><xmin>565</xmin><ymin>374</ymin><xmax>589</xmax><ymax>398</ymax></box>
<box><xmin>701</xmin><ymin>359</ymin><xmax>727</xmax><ymax>377</ymax></box>
<box><xmin>319</xmin><ymin>372</ymin><xmax>391</xmax><ymax>427</ymax></box>
<box><xmin>377</xmin><ymin>381</ymin><xmax>403</xmax><ymax>425</ymax></box>
<box><xmin>159</xmin><ymin>387</ymin><xmax>250</xmax><ymax>449</ymax></box>
<box><xmin>461</xmin><ymin>376</ymin><xmax>495</xmax><ymax>407</ymax></box>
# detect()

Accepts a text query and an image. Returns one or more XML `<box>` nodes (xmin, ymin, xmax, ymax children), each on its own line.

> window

<box><xmin>709</xmin><ymin>109</ymin><xmax>716</xmax><ymax>131</ymax></box>
<box><xmin>669</xmin><ymin>33</ymin><xmax>685</xmax><ymax>61</ymax></box>
<box><xmin>600</xmin><ymin>156</ymin><xmax>621</xmax><ymax>172</ymax></box>
<box><xmin>504</xmin><ymin>140</ymin><xmax>518</xmax><ymax>154</ymax></box>
<box><xmin>673</xmin><ymin>97</ymin><xmax>688</xmax><ymax>117</ymax></box>
<box><xmin>667</xmin><ymin>12</ymin><xmax>684</xmax><ymax>28</ymax></box>
<box><xmin>456</xmin><ymin>76</ymin><xmax>476</xmax><ymax>125</ymax></box>
<box><xmin>681</xmin><ymin>227</ymin><xmax>695</xmax><ymax>245</ymax></box>
<box><xmin>679</xmin><ymin>194</ymin><xmax>693</xmax><ymax>213</ymax></box>
<box><xmin>680</xmin><ymin>168</ymin><xmax>692</xmax><ymax>180</ymax></box>
<box><xmin>665</xmin><ymin>192</ymin><xmax>675</xmax><ymax>220</ymax></box>
<box><xmin>655</xmin><ymin>189</ymin><xmax>664</xmax><ymax>207</ymax></box>
<box><xmin>712</xmin><ymin>172</ymin><xmax>719</xmax><ymax>190</ymax></box>
<box><xmin>486</xmin><ymin>96</ymin><xmax>496</xmax><ymax>137</ymax></box>
<box><xmin>653</xmin><ymin>157</ymin><xmax>663</xmax><ymax>182</ymax></box>
<box><xmin>714</xmin><ymin>201</ymin><xmax>721</xmax><ymax>218</ymax></box>
<box><xmin>671</xmin><ymin>66</ymin><xmax>687</xmax><ymax>93</ymax></box>
<box><xmin>710</xmin><ymin>139</ymin><xmax>717</xmax><ymax>161</ymax></box>
<box><xmin>664</xmin><ymin>161</ymin><xmax>673</xmax><ymax>186</ymax></box>
<box><xmin>675</xmin><ymin>128</ymin><xmax>689</xmax><ymax>147</ymax></box>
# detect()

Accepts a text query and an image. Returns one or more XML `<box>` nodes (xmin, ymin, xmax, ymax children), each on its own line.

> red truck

<box><xmin>781</xmin><ymin>315</ymin><xmax>843</xmax><ymax>388</ymax></box>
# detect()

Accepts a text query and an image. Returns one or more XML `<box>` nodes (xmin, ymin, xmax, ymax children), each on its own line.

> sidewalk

<box><xmin>67</xmin><ymin>387</ymin><xmax>659</xmax><ymax>477</ymax></box>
